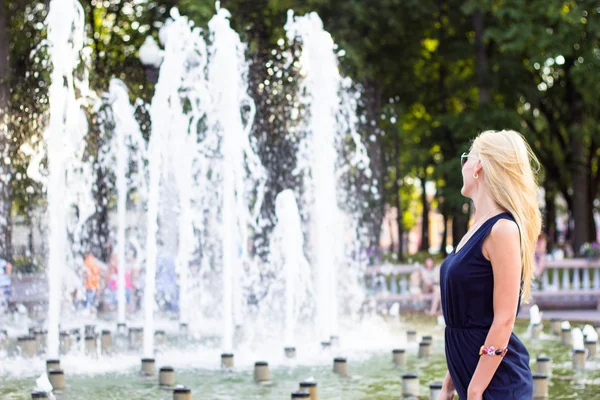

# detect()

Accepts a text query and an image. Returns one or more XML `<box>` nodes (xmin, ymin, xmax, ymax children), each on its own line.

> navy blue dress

<box><xmin>440</xmin><ymin>212</ymin><xmax>533</xmax><ymax>399</ymax></box>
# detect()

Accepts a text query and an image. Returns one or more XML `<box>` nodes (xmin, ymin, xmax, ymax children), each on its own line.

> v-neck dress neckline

<box><xmin>452</xmin><ymin>211</ymin><xmax>510</xmax><ymax>255</ymax></box>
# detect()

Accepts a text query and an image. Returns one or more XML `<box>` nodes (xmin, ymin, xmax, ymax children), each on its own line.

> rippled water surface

<box><xmin>1</xmin><ymin>316</ymin><xmax>599</xmax><ymax>399</ymax></box>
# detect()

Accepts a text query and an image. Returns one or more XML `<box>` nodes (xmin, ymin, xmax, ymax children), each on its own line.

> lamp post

<box><xmin>138</xmin><ymin>36</ymin><xmax>162</xmax><ymax>84</ymax></box>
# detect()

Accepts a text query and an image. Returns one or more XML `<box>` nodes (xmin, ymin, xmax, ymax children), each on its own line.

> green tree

<box><xmin>0</xmin><ymin>1</ymin><xmax>49</xmax><ymax>260</ymax></box>
<box><xmin>486</xmin><ymin>0</ymin><xmax>600</xmax><ymax>251</ymax></box>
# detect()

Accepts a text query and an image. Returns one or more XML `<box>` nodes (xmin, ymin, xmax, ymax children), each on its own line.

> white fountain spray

<box><xmin>285</xmin><ymin>10</ymin><xmax>371</xmax><ymax>341</ymax></box>
<box><xmin>171</xmin><ymin>133</ymin><xmax>195</xmax><ymax>325</ymax></box>
<box><xmin>144</xmin><ymin>11</ymin><xmax>185</xmax><ymax>358</ymax></box>
<box><xmin>572</xmin><ymin>327</ymin><xmax>585</xmax><ymax>351</ymax></box>
<box><xmin>168</xmin><ymin>22</ymin><xmax>211</xmax><ymax>325</ymax></box>
<box><xmin>272</xmin><ymin>189</ymin><xmax>311</xmax><ymax>346</ymax></box>
<box><xmin>104</xmin><ymin>78</ymin><xmax>148</xmax><ymax>324</ymax></box>
<box><xmin>143</xmin><ymin>8</ymin><xmax>213</xmax><ymax>356</ymax></box>
<box><xmin>529</xmin><ymin>304</ymin><xmax>542</xmax><ymax>326</ymax></box>
<box><xmin>44</xmin><ymin>0</ymin><xmax>88</xmax><ymax>358</ymax></box>
<box><xmin>207</xmin><ymin>5</ymin><xmax>267</xmax><ymax>352</ymax></box>
<box><xmin>583</xmin><ymin>324</ymin><xmax>598</xmax><ymax>342</ymax></box>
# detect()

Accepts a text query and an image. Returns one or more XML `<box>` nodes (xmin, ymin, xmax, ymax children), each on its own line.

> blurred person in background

<box><xmin>84</xmin><ymin>252</ymin><xmax>102</xmax><ymax>313</ymax></box>
<box><xmin>0</xmin><ymin>257</ymin><xmax>13</xmax><ymax>311</ymax></box>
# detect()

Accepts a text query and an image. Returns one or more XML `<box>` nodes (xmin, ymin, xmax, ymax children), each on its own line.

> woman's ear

<box><xmin>474</xmin><ymin>160</ymin><xmax>483</xmax><ymax>176</ymax></box>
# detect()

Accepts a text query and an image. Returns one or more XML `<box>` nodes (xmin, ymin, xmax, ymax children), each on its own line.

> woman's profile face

<box><xmin>460</xmin><ymin>152</ymin><xmax>479</xmax><ymax>198</ymax></box>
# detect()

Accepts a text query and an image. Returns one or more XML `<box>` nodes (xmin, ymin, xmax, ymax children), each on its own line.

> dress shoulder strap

<box><xmin>477</xmin><ymin>212</ymin><xmax>516</xmax><ymax>240</ymax></box>
<box><xmin>471</xmin><ymin>212</ymin><xmax>516</xmax><ymax>254</ymax></box>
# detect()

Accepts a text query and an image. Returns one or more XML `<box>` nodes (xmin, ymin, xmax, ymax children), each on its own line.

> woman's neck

<box><xmin>472</xmin><ymin>189</ymin><xmax>504</xmax><ymax>221</ymax></box>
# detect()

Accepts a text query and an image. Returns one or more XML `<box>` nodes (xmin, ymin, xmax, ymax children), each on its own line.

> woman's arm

<box><xmin>467</xmin><ymin>219</ymin><xmax>522</xmax><ymax>399</ymax></box>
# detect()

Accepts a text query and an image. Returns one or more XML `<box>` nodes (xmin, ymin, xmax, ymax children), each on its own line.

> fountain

<box><xmin>561</xmin><ymin>321</ymin><xmax>572</xmax><ymax>345</ymax></box>
<box><xmin>2</xmin><ymin>3</ymin><xmax>600</xmax><ymax>399</ymax></box>
<box><xmin>40</xmin><ymin>2</ymin><xmax>371</xmax><ymax>359</ymax></box>
<box><xmin>109</xmin><ymin>80</ymin><xmax>147</xmax><ymax>325</ymax></box>
<box><xmin>114</xmin><ymin>87</ymin><xmax>128</xmax><ymax>326</ymax></box>
<box><xmin>583</xmin><ymin>324</ymin><xmax>597</xmax><ymax>340</ymax></box>
<box><xmin>142</xmin><ymin>7</ymin><xmax>213</xmax><ymax>357</ymax></box>
<box><xmin>43</xmin><ymin>0</ymin><xmax>95</xmax><ymax>358</ymax></box>
<box><xmin>572</xmin><ymin>327</ymin><xmax>585</xmax><ymax>351</ymax></box>
<box><xmin>100</xmin><ymin>4</ymin><xmax>269</xmax><ymax>355</ymax></box>
<box><xmin>284</xmin><ymin>10</ymin><xmax>370</xmax><ymax>341</ymax></box>
<box><xmin>272</xmin><ymin>189</ymin><xmax>311</xmax><ymax>347</ymax></box>
<box><xmin>34</xmin><ymin>373</ymin><xmax>54</xmax><ymax>397</ymax></box>
<box><xmin>206</xmin><ymin>5</ymin><xmax>267</xmax><ymax>352</ymax></box>
<box><xmin>583</xmin><ymin>324</ymin><xmax>599</xmax><ymax>358</ymax></box>
<box><xmin>528</xmin><ymin>304</ymin><xmax>542</xmax><ymax>338</ymax></box>
<box><xmin>96</xmin><ymin>79</ymin><xmax>148</xmax><ymax>324</ymax></box>
<box><xmin>572</xmin><ymin>327</ymin><xmax>586</xmax><ymax>371</ymax></box>
<box><xmin>159</xmin><ymin>12</ymin><xmax>211</xmax><ymax>326</ymax></box>
<box><xmin>529</xmin><ymin>304</ymin><xmax>542</xmax><ymax>326</ymax></box>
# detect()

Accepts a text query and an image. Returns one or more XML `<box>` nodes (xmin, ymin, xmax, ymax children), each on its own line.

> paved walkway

<box><xmin>517</xmin><ymin>308</ymin><xmax>600</xmax><ymax>322</ymax></box>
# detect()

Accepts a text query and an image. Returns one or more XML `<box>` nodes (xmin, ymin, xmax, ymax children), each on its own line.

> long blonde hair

<box><xmin>471</xmin><ymin>130</ymin><xmax>542</xmax><ymax>301</ymax></box>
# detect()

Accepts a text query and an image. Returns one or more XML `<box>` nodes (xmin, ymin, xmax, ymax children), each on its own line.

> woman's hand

<box><xmin>439</xmin><ymin>371</ymin><xmax>456</xmax><ymax>400</ymax></box>
<box><xmin>438</xmin><ymin>389</ymin><xmax>456</xmax><ymax>400</ymax></box>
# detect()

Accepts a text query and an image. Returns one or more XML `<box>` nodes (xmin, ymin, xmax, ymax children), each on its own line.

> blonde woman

<box><xmin>438</xmin><ymin>130</ymin><xmax>541</xmax><ymax>400</ymax></box>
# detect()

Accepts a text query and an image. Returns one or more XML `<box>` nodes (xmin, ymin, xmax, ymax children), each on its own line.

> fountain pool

<box><xmin>1</xmin><ymin>317</ymin><xmax>600</xmax><ymax>399</ymax></box>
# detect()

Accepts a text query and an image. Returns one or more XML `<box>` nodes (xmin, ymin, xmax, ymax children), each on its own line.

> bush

<box><xmin>12</xmin><ymin>256</ymin><xmax>45</xmax><ymax>274</ymax></box>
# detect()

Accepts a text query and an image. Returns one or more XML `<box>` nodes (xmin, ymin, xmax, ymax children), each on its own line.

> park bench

<box><xmin>6</xmin><ymin>273</ymin><xmax>48</xmax><ymax>315</ymax></box>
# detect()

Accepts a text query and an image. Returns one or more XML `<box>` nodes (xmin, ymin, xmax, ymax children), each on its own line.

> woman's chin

<box><xmin>461</xmin><ymin>186</ymin><xmax>471</xmax><ymax>198</ymax></box>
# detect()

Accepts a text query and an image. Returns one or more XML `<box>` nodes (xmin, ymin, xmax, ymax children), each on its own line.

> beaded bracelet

<box><xmin>479</xmin><ymin>345</ymin><xmax>509</xmax><ymax>357</ymax></box>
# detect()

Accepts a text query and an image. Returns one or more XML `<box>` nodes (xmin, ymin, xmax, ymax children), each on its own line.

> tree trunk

<box><xmin>473</xmin><ymin>9</ymin><xmax>491</xmax><ymax>104</ymax></box>
<box><xmin>0</xmin><ymin>0</ymin><xmax>13</xmax><ymax>261</ymax></box>
<box><xmin>363</xmin><ymin>82</ymin><xmax>384</xmax><ymax>262</ymax></box>
<box><xmin>28</xmin><ymin>217</ymin><xmax>34</xmax><ymax>256</ymax></box>
<box><xmin>587</xmin><ymin>152</ymin><xmax>598</xmax><ymax>243</ymax></box>
<box><xmin>393</xmin><ymin>132</ymin><xmax>404</xmax><ymax>261</ymax></box>
<box><xmin>96</xmin><ymin>165</ymin><xmax>110</xmax><ymax>262</ymax></box>
<box><xmin>566</xmin><ymin>59</ymin><xmax>587</xmax><ymax>253</ymax></box>
<box><xmin>440</xmin><ymin>209</ymin><xmax>448</xmax><ymax>256</ymax></box>
<box><xmin>571</xmin><ymin>135</ymin><xmax>588</xmax><ymax>253</ymax></box>
<box><xmin>437</xmin><ymin>0</ymin><xmax>451</xmax><ymax>258</ymax></box>
<box><xmin>587</xmin><ymin>172</ymin><xmax>597</xmax><ymax>244</ymax></box>
<box><xmin>0</xmin><ymin>189</ymin><xmax>12</xmax><ymax>261</ymax></box>
<box><xmin>587</xmin><ymin>201</ymin><xmax>596</xmax><ymax>244</ymax></box>
<box><xmin>543</xmin><ymin>181</ymin><xmax>557</xmax><ymax>249</ymax></box>
<box><xmin>419</xmin><ymin>172</ymin><xmax>430</xmax><ymax>252</ymax></box>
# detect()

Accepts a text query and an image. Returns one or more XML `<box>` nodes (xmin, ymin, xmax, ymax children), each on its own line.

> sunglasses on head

<box><xmin>461</xmin><ymin>152</ymin><xmax>470</xmax><ymax>168</ymax></box>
